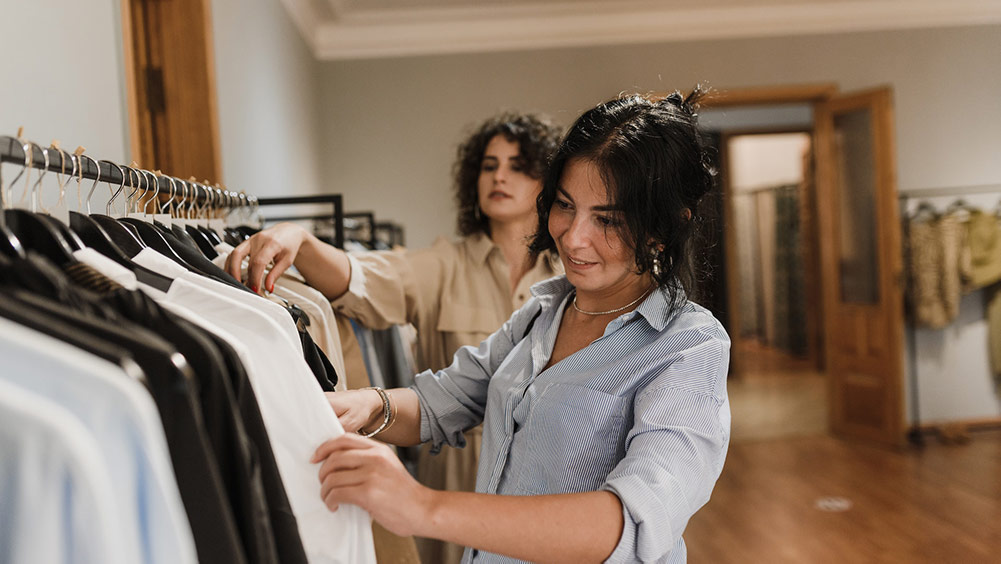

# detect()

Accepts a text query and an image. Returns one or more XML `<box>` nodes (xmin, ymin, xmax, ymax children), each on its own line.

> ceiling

<box><xmin>279</xmin><ymin>0</ymin><xmax>1001</xmax><ymax>60</ymax></box>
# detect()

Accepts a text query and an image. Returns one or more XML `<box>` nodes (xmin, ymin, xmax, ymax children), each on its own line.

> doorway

<box><xmin>719</xmin><ymin>127</ymin><xmax>826</xmax><ymax>441</ymax></box>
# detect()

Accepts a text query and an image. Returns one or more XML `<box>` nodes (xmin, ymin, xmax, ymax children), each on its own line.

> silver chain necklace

<box><xmin>572</xmin><ymin>287</ymin><xmax>654</xmax><ymax>316</ymax></box>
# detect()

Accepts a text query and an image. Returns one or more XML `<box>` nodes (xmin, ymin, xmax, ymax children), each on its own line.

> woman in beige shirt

<box><xmin>226</xmin><ymin>112</ymin><xmax>563</xmax><ymax>563</ymax></box>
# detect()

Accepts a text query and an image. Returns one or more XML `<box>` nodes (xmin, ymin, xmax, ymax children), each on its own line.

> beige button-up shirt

<box><xmin>332</xmin><ymin>232</ymin><xmax>563</xmax><ymax>373</ymax></box>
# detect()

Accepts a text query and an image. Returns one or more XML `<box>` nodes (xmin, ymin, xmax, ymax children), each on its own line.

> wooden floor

<box><xmin>685</xmin><ymin>432</ymin><xmax>1001</xmax><ymax>563</ymax></box>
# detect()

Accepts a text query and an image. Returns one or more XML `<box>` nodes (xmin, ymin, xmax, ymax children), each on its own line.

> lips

<box><xmin>488</xmin><ymin>190</ymin><xmax>511</xmax><ymax>199</ymax></box>
<box><xmin>567</xmin><ymin>255</ymin><xmax>596</xmax><ymax>267</ymax></box>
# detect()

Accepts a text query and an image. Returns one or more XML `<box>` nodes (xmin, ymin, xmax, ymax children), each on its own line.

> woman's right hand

<box><xmin>225</xmin><ymin>222</ymin><xmax>309</xmax><ymax>293</ymax></box>
<box><xmin>325</xmin><ymin>390</ymin><xmax>384</xmax><ymax>434</ymax></box>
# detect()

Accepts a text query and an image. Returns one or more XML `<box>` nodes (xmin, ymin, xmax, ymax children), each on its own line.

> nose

<box><xmin>560</xmin><ymin>212</ymin><xmax>591</xmax><ymax>251</ymax></box>
<box><xmin>493</xmin><ymin>163</ymin><xmax>509</xmax><ymax>183</ymax></box>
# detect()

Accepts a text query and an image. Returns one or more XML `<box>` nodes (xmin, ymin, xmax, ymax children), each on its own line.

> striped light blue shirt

<box><xmin>412</xmin><ymin>275</ymin><xmax>730</xmax><ymax>563</ymax></box>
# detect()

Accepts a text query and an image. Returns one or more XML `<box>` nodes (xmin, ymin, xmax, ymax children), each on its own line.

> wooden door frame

<box><xmin>120</xmin><ymin>0</ymin><xmax>222</xmax><ymax>183</ymax></box>
<box><xmin>718</xmin><ymin>126</ymin><xmax>820</xmax><ymax>376</ymax></box>
<box><xmin>814</xmin><ymin>87</ymin><xmax>904</xmax><ymax>445</ymax></box>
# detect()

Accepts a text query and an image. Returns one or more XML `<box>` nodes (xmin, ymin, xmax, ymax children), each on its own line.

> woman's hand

<box><xmin>225</xmin><ymin>222</ymin><xmax>309</xmax><ymax>293</ymax></box>
<box><xmin>324</xmin><ymin>390</ymin><xmax>384</xmax><ymax>434</ymax></box>
<box><xmin>311</xmin><ymin>433</ymin><xmax>434</xmax><ymax>537</ymax></box>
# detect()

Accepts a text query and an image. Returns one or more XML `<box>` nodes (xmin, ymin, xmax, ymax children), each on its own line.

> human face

<box><xmin>477</xmin><ymin>135</ymin><xmax>542</xmax><ymax>226</ymax></box>
<box><xmin>548</xmin><ymin>158</ymin><xmax>650</xmax><ymax>304</ymax></box>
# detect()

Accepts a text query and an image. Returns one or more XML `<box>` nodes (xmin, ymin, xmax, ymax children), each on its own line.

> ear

<box><xmin>646</xmin><ymin>238</ymin><xmax>666</xmax><ymax>253</ymax></box>
<box><xmin>681</xmin><ymin>208</ymin><xmax>692</xmax><ymax>221</ymax></box>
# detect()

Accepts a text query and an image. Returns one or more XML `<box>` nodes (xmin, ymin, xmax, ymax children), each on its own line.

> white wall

<box><xmin>211</xmin><ymin>0</ymin><xmax>323</xmax><ymax>199</ymax></box>
<box><xmin>729</xmin><ymin>134</ymin><xmax>811</xmax><ymax>192</ymax></box>
<box><xmin>0</xmin><ymin>0</ymin><xmax>130</xmax><ymax>167</ymax></box>
<box><xmin>316</xmin><ymin>24</ymin><xmax>1001</xmax><ymax>425</ymax></box>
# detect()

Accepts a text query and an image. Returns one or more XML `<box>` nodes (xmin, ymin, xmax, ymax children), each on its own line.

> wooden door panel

<box><xmin>815</xmin><ymin>87</ymin><xmax>904</xmax><ymax>445</ymax></box>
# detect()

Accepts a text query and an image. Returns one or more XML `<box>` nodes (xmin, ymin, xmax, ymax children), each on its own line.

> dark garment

<box><xmin>103</xmin><ymin>289</ymin><xmax>280</xmax><ymax>564</ymax></box>
<box><xmin>160</xmin><ymin>228</ymin><xmax>251</xmax><ymax>291</ymax></box>
<box><xmin>0</xmin><ymin>292</ymin><xmax>147</xmax><ymax>385</ymax></box>
<box><xmin>208</xmin><ymin>333</ymin><xmax>310</xmax><ymax>564</ymax></box>
<box><xmin>301</xmin><ymin>328</ymin><xmax>338</xmax><ymax>392</ymax></box>
<box><xmin>0</xmin><ymin>255</ymin><xmax>248</xmax><ymax>564</ymax></box>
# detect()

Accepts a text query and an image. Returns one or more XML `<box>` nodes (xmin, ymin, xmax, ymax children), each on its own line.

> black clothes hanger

<box><xmin>1</xmin><ymin>142</ymin><xmax>77</xmax><ymax>266</ymax></box>
<box><xmin>185</xmin><ymin>223</ymin><xmax>219</xmax><ymax>258</ymax></box>
<box><xmin>0</xmin><ymin>223</ymin><xmax>23</xmax><ymax>258</ymax></box>
<box><xmin>4</xmin><ymin>209</ymin><xmax>77</xmax><ymax>266</ymax></box>
<box><xmin>91</xmin><ymin>214</ymin><xmax>146</xmax><ymax>256</ymax></box>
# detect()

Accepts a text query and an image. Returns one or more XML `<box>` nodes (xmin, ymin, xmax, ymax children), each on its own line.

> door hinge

<box><xmin>145</xmin><ymin>67</ymin><xmax>166</xmax><ymax>115</ymax></box>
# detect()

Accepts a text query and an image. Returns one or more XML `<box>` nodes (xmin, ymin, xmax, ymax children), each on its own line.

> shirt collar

<box><xmin>530</xmin><ymin>275</ymin><xmax>684</xmax><ymax>332</ymax></box>
<box><xmin>466</xmin><ymin>232</ymin><xmax>497</xmax><ymax>266</ymax></box>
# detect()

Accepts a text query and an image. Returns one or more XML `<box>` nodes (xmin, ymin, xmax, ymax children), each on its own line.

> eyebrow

<box><xmin>556</xmin><ymin>187</ymin><xmax>622</xmax><ymax>212</ymax></box>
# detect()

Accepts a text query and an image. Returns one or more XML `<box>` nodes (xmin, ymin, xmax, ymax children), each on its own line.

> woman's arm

<box><xmin>225</xmin><ymin>222</ymin><xmax>352</xmax><ymax>299</ymax></box>
<box><xmin>325</xmin><ymin>387</ymin><xmax>423</xmax><ymax>447</ymax></box>
<box><xmin>311</xmin><ymin>434</ymin><xmax>623</xmax><ymax>564</ymax></box>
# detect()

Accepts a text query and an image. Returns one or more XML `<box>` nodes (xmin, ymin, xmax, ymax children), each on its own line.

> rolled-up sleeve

<box><xmin>410</xmin><ymin>300</ymin><xmax>541</xmax><ymax>454</ymax></box>
<box><xmin>601</xmin><ymin>336</ymin><xmax>731</xmax><ymax>563</ymax></box>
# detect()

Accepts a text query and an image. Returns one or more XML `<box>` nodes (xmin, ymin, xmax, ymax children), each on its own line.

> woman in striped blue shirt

<box><xmin>314</xmin><ymin>87</ymin><xmax>731</xmax><ymax>563</ymax></box>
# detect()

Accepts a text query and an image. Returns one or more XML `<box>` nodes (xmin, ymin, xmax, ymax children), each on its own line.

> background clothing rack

<box><xmin>897</xmin><ymin>184</ymin><xmax>1001</xmax><ymax>445</ymax></box>
<box><xmin>343</xmin><ymin>212</ymin><xmax>376</xmax><ymax>249</ymax></box>
<box><xmin>374</xmin><ymin>221</ymin><xmax>405</xmax><ymax>248</ymax></box>
<box><xmin>257</xmin><ymin>195</ymin><xmax>345</xmax><ymax>249</ymax></box>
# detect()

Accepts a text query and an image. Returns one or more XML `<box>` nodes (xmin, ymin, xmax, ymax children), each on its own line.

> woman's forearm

<box><xmin>294</xmin><ymin>232</ymin><xmax>353</xmax><ymax>300</ymax></box>
<box><xmin>418</xmin><ymin>489</ymin><xmax>623</xmax><ymax>563</ymax></box>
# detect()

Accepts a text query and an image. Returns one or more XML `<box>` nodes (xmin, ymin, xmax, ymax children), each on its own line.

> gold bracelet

<box><xmin>359</xmin><ymin>387</ymin><xmax>391</xmax><ymax>437</ymax></box>
<box><xmin>380</xmin><ymin>390</ymin><xmax>399</xmax><ymax>435</ymax></box>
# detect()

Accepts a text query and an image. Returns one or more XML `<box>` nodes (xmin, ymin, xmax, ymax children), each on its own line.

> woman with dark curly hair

<box><xmin>226</xmin><ymin>112</ymin><xmax>563</xmax><ymax>563</ymax></box>
<box><xmin>309</xmin><ymin>88</ymin><xmax>730</xmax><ymax>563</ymax></box>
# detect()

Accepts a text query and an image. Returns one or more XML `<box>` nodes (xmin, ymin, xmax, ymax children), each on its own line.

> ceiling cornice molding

<box><xmin>286</xmin><ymin>0</ymin><xmax>1001</xmax><ymax>60</ymax></box>
<box><xmin>279</xmin><ymin>0</ymin><xmax>320</xmax><ymax>52</ymax></box>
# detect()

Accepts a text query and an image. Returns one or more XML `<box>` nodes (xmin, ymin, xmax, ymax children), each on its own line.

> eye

<box><xmin>481</xmin><ymin>163</ymin><xmax>497</xmax><ymax>172</ymax></box>
<box><xmin>554</xmin><ymin>198</ymin><xmax>572</xmax><ymax>210</ymax></box>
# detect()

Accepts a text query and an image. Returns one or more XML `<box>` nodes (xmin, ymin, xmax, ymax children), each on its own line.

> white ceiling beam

<box><xmin>292</xmin><ymin>0</ymin><xmax>1001</xmax><ymax>60</ymax></box>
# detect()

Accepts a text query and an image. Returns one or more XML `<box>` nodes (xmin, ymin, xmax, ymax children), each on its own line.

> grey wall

<box><xmin>0</xmin><ymin>0</ymin><xmax>130</xmax><ymax>166</ymax></box>
<box><xmin>211</xmin><ymin>0</ymin><xmax>323</xmax><ymax>198</ymax></box>
<box><xmin>318</xmin><ymin>25</ymin><xmax>1001</xmax><ymax>249</ymax></box>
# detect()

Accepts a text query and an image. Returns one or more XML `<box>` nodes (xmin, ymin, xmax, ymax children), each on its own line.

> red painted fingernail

<box><xmin>251</xmin><ymin>285</ymin><xmax>258</xmax><ymax>293</ymax></box>
<box><xmin>268</xmin><ymin>283</ymin><xmax>274</xmax><ymax>293</ymax></box>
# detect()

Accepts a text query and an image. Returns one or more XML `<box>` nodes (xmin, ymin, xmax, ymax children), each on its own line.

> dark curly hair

<box><xmin>529</xmin><ymin>86</ymin><xmax>717</xmax><ymax>307</ymax></box>
<box><xmin>454</xmin><ymin>112</ymin><xmax>563</xmax><ymax>236</ymax></box>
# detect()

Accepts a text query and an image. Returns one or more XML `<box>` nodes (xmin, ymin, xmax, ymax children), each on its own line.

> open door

<box><xmin>814</xmin><ymin>87</ymin><xmax>905</xmax><ymax>445</ymax></box>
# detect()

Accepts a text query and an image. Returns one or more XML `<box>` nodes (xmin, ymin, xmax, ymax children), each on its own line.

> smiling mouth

<box><xmin>567</xmin><ymin>255</ymin><xmax>596</xmax><ymax>266</ymax></box>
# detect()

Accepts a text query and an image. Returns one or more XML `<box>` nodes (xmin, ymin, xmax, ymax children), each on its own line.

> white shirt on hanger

<box><xmin>126</xmin><ymin>247</ymin><xmax>376</xmax><ymax>564</ymax></box>
<box><xmin>0</xmin><ymin>316</ymin><xmax>197</xmax><ymax>564</ymax></box>
<box><xmin>0</xmin><ymin>378</ymin><xmax>130</xmax><ymax>564</ymax></box>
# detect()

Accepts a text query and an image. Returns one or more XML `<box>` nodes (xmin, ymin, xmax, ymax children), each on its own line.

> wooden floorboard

<box><xmin>685</xmin><ymin>432</ymin><xmax>1001</xmax><ymax>563</ymax></box>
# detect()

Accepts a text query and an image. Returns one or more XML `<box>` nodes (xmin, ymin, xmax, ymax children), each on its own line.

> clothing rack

<box><xmin>374</xmin><ymin>221</ymin><xmax>405</xmax><ymax>248</ymax></box>
<box><xmin>0</xmin><ymin>135</ymin><xmax>248</xmax><ymax>209</ymax></box>
<box><xmin>343</xmin><ymin>212</ymin><xmax>377</xmax><ymax>248</ymax></box>
<box><xmin>897</xmin><ymin>184</ymin><xmax>1001</xmax><ymax>445</ymax></box>
<box><xmin>257</xmin><ymin>195</ymin><xmax>345</xmax><ymax>249</ymax></box>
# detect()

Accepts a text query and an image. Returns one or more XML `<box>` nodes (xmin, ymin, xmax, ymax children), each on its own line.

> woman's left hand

<box><xmin>311</xmin><ymin>433</ymin><xmax>434</xmax><ymax>537</ymax></box>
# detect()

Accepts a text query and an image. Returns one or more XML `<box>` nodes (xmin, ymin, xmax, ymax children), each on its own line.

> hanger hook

<box><xmin>124</xmin><ymin>167</ymin><xmax>143</xmax><ymax>214</ymax></box>
<box><xmin>107</xmin><ymin>163</ymin><xmax>129</xmax><ymax>215</ymax></box>
<box><xmin>143</xmin><ymin>170</ymin><xmax>160</xmax><ymax>215</ymax></box>
<box><xmin>162</xmin><ymin>176</ymin><xmax>177</xmax><ymax>215</ymax></box>
<box><xmin>80</xmin><ymin>154</ymin><xmax>101</xmax><ymax>215</ymax></box>
<box><xmin>25</xmin><ymin>142</ymin><xmax>49</xmax><ymax>212</ymax></box>
<box><xmin>4</xmin><ymin>141</ymin><xmax>30</xmax><ymax>207</ymax></box>
<box><xmin>178</xmin><ymin>179</ymin><xmax>190</xmax><ymax>219</ymax></box>
<box><xmin>47</xmin><ymin>145</ymin><xmax>73</xmax><ymax>213</ymax></box>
